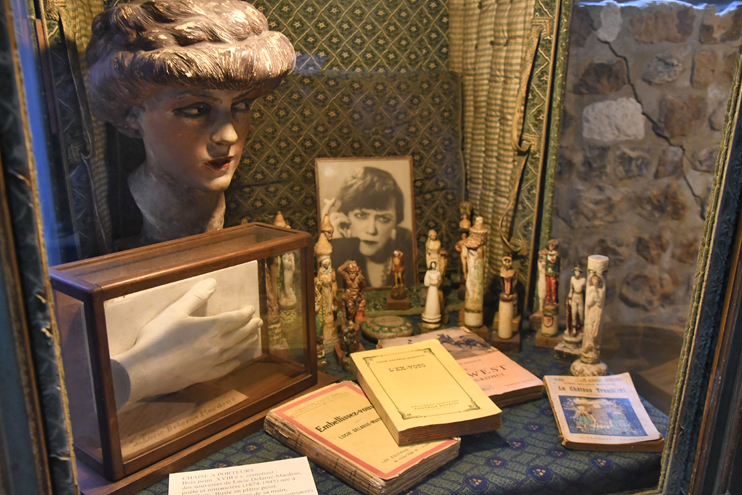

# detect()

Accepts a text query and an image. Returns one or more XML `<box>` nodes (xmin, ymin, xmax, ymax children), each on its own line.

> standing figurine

<box><xmin>459</xmin><ymin>201</ymin><xmax>473</xmax><ymax>232</ymax></box>
<box><xmin>537</xmin><ymin>250</ymin><xmax>547</xmax><ymax>314</ymax></box>
<box><xmin>337</xmin><ymin>260</ymin><xmax>366</xmax><ymax>370</ymax></box>
<box><xmin>314</xmin><ymin>232</ymin><xmax>336</xmax><ymax>345</ymax></box>
<box><xmin>387</xmin><ymin>250</ymin><xmax>410</xmax><ymax>310</ymax></box>
<box><xmin>538</xmin><ymin>240</ymin><xmax>560</xmax><ymax>340</ymax></box>
<box><xmin>455</xmin><ymin>233</ymin><xmax>469</xmax><ymax>280</ymax></box>
<box><xmin>571</xmin><ymin>255</ymin><xmax>609</xmax><ymax>376</ymax></box>
<box><xmin>421</xmin><ymin>261</ymin><xmax>442</xmax><ymax>330</ymax></box>
<box><xmin>463</xmin><ymin>217</ymin><xmax>488</xmax><ymax>330</ymax></box>
<box><xmin>425</xmin><ymin>230</ymin><xmax>441</xmax><ymax>271</ymax></box>
<box><xmin>495</xmin><ymin>255</ymin><xmax>520</xmax><ymax>342</ymax></box>
<box><xmin>554</xmin><ymin>266</ymin><xmax>586</xmax><ymax>359</ymax></box>
<box><xmin>278</xmin><ymin>252</ymin><xmax>297</xmax><ymax>309</ymax></box>
<box><xmin>274</xmin><ymin>211</ymin><xmax>289</xmax><ymax>229</ymax></box>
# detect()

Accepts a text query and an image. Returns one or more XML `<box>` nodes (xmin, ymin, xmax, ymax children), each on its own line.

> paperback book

<box><xmin>378</xmin><ymin>328</ymin><xmax>543</xmax><ymax>407</ymax></box>
<box><xmin>544</xmin><ymin>373</ymin><xmax>664</xmax><ymax>452</ymax></box>
<box><xmin>351</xmin><ymin>340</ymin><xmax>502</xmax><ymax>445</ymax></box>
<box><xmin>264</xmin><ymin>382</ymin><xmax>460</xmax><ymax>495</ymax></box>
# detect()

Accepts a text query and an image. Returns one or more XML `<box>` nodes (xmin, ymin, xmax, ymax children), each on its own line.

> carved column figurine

<box><xmin>463</xmin><ymin>217</ymin><xmax>487</xmax><ymax>328</ymax></box>
<box><xmin>540</xmin><ymin>239</ymin><xmax>560</xmax><ymax>338</ymax></box>
<box><xmin>314</xmin><ymin>233</ymin><xmax>336</xmax><ymax>346</ymax></box>
<box><xmin>554</xmin><ymin>266</ymin><xmax>585</xmax><ymax>359</ymax></box>
<box><xmin>337</xmin><ymin>260</ymin><xmax>366</xmax><ymax>370</ymax></box>
<box><xmin>571</xmin><ymin>255</ymin><xmax>609</xmax><ymax>376</ymax></box>
<box><xmin>497</xmin><ymin>255</ymin><xmax>518</xmax><ymax>339</ymax></box>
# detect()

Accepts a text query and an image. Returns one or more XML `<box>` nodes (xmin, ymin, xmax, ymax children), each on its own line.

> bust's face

<box><xmin>129</xmin><ymin>88</ymin><xmax>254</xmax><ymax>192</ymax></box>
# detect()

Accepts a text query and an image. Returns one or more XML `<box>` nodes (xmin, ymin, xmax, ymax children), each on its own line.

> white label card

<box><xmin>168</xmin><ymin>457</ymin><xmax>318</xmax><ymax>495</ymax></box>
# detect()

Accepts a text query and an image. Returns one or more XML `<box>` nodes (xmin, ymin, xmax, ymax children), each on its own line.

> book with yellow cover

<box><xmin>351</xmin><ymin>340</ymin><xmax>502</xmax><ymax>445</ymax></box>
<box><xmin>264</xmin><ymin>382</ymin><xmax>460</xmax><ymax>495</ymax></box>
<box><xmin>378</xmin><ymin>328</ymin><xmax>543</xmax><ymax>407</ymax></box>
<box><xmin>544</xmin><ymin>373</ymin><xmax>664</xmax><ymax>452</ymax></box>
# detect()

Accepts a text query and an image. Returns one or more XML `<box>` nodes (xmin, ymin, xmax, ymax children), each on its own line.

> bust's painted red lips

<box><xmin>204</xmin><ymin>156</ymin><xmax>233</xmax><ymax>170</ymax></box>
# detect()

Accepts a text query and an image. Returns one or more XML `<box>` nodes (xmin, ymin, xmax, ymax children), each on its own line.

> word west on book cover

<box><xmin>378</xmin><ymin>327</ymin><xmax>543</xmax><ymax>407</ymax></box>
<box><xmin>264</xmin><ymin>382</ymin><xmax>460</xmax><ymax>495</ymax></box>
<box><xmin>351</xmin><ymin>340</ymin><xmax>502</xmax><ymax>445</ymax></box>
<box><xmin>544</xmin><ymin>373</ymin><xmax>664</xmax><ymax>452</ymax></box>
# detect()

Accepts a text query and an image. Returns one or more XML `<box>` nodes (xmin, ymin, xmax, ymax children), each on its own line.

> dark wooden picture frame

<box><xmin>314</xmin><ymin>156</ymin><xmax>418</xmax><ymax>289</ymax></box>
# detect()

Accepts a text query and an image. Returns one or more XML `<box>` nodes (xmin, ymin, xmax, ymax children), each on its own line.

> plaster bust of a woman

<box><xmin>87</xmin><ymin>0</ymin><xmax>295</xmax><ymax>246</ymax></box>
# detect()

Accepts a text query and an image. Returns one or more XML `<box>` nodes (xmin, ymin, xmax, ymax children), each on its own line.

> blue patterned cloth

<box><xmin>137</xmin><ymin>328</ymin><xmax>666</xmax><ymax>495</ymax></box>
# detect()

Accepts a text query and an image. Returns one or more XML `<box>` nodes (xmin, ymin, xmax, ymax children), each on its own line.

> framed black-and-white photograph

<box><xmin>315</xmin><ymin>156</ymin><xmax>417</xmax><ymax>289</ymax></box>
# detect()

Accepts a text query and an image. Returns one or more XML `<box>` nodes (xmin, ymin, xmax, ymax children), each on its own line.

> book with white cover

<box><xmin>544</xmin><ymin>373</ymin><xmax>664</xmax><ymax>452</ymax></box>
<box><xmin>378</xmin><ymin>328</ymin><xmax>543</xmax><ymax>407</ymax></box>
<box><xmin>352</xmin><ymin>340</ymin><xmax>502</xmax><ymax>445</ymax></box>
<box><xmin>264</xmin><ymin>382</ymin><xmax>460</xmax><ymax>495</ymax></box>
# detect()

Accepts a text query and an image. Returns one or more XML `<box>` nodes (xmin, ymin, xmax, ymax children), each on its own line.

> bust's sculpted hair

<box><xmin>86</xmin><ymin>0</ymin><xmax>295</xmax><ymax>136</ymax></box>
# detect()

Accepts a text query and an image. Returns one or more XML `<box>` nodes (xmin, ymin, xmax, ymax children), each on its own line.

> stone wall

<box><xmin>552</xmin><ymin>0</ymin><xmax>740</xmax><ymax>327</ymax></box>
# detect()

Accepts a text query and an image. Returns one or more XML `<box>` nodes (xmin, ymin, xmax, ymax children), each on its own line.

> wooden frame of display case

<box><xmin>48</xmin><ymin>223</ymin><xmax>324</xmax><ymax>490</ymax></box>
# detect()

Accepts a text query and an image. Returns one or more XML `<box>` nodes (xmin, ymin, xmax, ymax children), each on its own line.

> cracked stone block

<box><xmin>571</xmin><ymin>6</ymin><xmax>594</xmax><ymax>48</ymax></box>
<box><xmin>710</xmin><ymin>99</ymin><xmax>728</xmax><ymax>131</ymax></box>
<box><xmin>672</xmin><ymin>236</ymin><xmax>701</xmax><ymax>264</ymax></box>
<box><xmin>615</xmin><ymin>147</ymin><xmax>650</xmax><ymax>179</ymax></box>
<box><xmin>583</xmin><ymin>98</ymin><xmax>645</xmax><ymax>142</ymax></box>
<box><xmin>562</xmin><ymin>184</ymin><xmax>628</xmax><ymax>228</ymax></box>
<box><xmin>655</xmin><ymin>146</ymin><xmax>684</xmax><ymax>179</ymax></box>
<box><xmin>700</xmin><ymin>6</ymin><xmax>742</xmax><ymax>44</ymax></box>
<box><xmin>628</xmin><ymin>3</ymin><xmax>695</xmax><ymax>44</ymax></box>
<box><xmin>691</xmin><ymin>48</ymin><xmax>718</xmax><ymax>89</ymax></box>
<box><xmin>636</xmin><ymin>233</ymin><xmax>669</xmax><ymax>263</ymax></box>
<box><xmin>658</xmin><ymin>95</ymin><xmax>706</xmax><ymax>138</ymax></box>
<box><xmin>573</xmin><ymin>59</ymin><xmax>628</xmax><ymax>95</ymax></box>
<box><xmin>686</xmin><ymin>169</ymin><xmax>715</xmax><ymax>210</ymax></box>
<box><xmin>586</xmin><ymin>237</ymin><xmax>630</xmax><ymax>266</ymax></box>
<box><xmin>642</xmin><ymin>54</ymin><xmax>683</xmax><ymax>85</ymax></box>
<box><xmin>723</xmin><ymin>51</ymin><xmax>737</xmax><ymax>81</ymax></box>
<box><xmin>694</xmin><ymin>146</ymin><xmax>719</xmax><ymax>172</ymax></box>
<box><xmin>578</xmin><ymin>145</ymin><xmax>610</xmax><ymax>182</ymax></box>
<box><xmin>637</xmin><ymin>182</ymin><xmax>686</xmax><ymax>221</ymax></box>
<box><xmin>596</xmin><ymin>3</ymin><xmax>622</xmax><ymax>42</ymax></box>
<box><xmin>557</xmin><ymin>150</ymin><xmax>576</xmax><ymax>181</ymax></box>
<box><xmin>619</xmin><ymin>270</ymin><xmax>679</xmax><ymax>310</ymax></box>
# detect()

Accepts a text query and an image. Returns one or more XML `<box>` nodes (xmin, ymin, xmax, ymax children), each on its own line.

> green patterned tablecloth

<box><xmin>137</xmin><ymin>319</ymin><xmax>666</xmax><ymax>495</ymax></box>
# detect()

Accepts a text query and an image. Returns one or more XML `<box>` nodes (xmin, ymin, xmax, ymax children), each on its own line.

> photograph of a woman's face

<box><xmin>316</xmin><ymin>157</ymin><xmax>417</xmax><ymax>289</ymax></box>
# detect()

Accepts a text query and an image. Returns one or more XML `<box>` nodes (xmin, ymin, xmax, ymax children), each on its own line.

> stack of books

<box><xmin>378</xmin><ymin>328</ymin><xmax>544</xmax><ymax>407</ymax></box>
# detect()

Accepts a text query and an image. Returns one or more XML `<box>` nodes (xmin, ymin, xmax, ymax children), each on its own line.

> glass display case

<box><xmin>49</xmin><ymin>223</ymin><xmax>316</xmax><ymax>481</ymax></box>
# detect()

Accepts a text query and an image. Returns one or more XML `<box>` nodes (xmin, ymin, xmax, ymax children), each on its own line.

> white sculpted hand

<box><xmin>113</xmin><ymin>278</ymin><xmax>262</xmax><ymax>404</ymax></box>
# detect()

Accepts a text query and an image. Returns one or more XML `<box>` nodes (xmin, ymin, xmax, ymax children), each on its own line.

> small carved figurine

<box><xmin>422</xmin><ymin>261</ymin><xmax>442</xmax><ymax>329</ymax></box>
<box><xmin>566</xmin><ymin>266</ymin><xmax>586</xmax><ymax>338</ymax></box>
<box><xmin>425</xmin><ymin>229</ymin><xmax>441</xmax><ymax>271</ymax></box>
<box><xmin>278</xmin><ymin>252</ymin><xmax>296</xmax><ymax>309</ymax></box>
<box><xmin>390</xmin><ymin>250</ymin><xmax>407</xmax><ymax>300</ymax></box>
<box><xmin>536</xmin><ymin>249</ymin><xmax>547</xmax><ymax>315</ymax></box>
<box><xmin>338</xmin><ymin>260</ymin><xmax>366</xmax><ymax>369</ymax></box>
<box><xmin>500</xmin><ymin>255</ymin><xmax>517</xmax><ymax>299</ymax></box>
<box><xmin>571</xmin><ymin>255</ymin><xmax>609</xmax><ymax>376</ymax></box>
<box><xmin>463</xmin><ymin>217</ymin><xmax>488</xmax><ymax>328</ymax></box>
<box><xmin>545</xmin><ymin>239</ymin><xmax>560</xmax><ymax>306</ymax></box>
<box><xmin>459</xmin><ymin>201</ymin><xmax>473</xmax><ymax>232</ymax></box>
<box><xmin>455</xmin><ymin>232</ymin><xmax>469</xmax><ymax>281</ymax></box>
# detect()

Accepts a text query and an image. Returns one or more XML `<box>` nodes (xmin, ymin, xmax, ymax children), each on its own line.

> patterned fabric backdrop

<box><xmin>225</xmin><ymin>0</ymin><xmax>466</xmax><ymax>273</ymax></box>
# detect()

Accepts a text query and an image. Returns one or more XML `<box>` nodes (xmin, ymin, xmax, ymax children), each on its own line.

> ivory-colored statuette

<box><xmin>571</xmin><ymin>255</ymin><xmax>609</xmax><ymax>376</ymax></box>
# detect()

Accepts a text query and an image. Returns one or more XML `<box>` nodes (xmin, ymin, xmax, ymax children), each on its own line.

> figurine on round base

<box><xmin>556</xmin><ymin>266</ymin><xmax>585</xmax><ymax>360</ymax></box>
<box><xmin>535</xmin><ymin>303</ymin><xmax>560</xmax><ymax>347</ymax></box>
<box><xmin>421</xmin><ymin>261</ymin><xmax>442</xmax><ymax>331</ymax></box>
<box><xmin>387</xmin><ymin>250</ymin><xmax>410</xmax><ymax>310</ymax></box>
<box><xmin>362</xmin><ymin>315</ymin><xmax>414</xmax><ymax>342</ymax></box>
<box><xmin>570</xmin><ymin>358</ymin><xmax>607</xmax><ymax>376</ymax></box>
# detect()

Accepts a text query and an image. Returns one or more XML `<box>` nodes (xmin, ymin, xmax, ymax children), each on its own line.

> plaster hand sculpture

<box><xmin>390</xmin><ymin>249</ymin><xmax>408</xmax><ymax>300</ymax></box>
<box><xmin>87</xmin><ymin>0</ymin><xmax>295</xmax><ymax>247</ymax></box>
<box><xmin>497</xmin><ymin>255</ymin><xmax>517</xmax><ymax>339</ymax></box>
<box><xmin>338</xmin><ymin>260</ymin><xmax>366</xmax><ymax>370</ymax></box>
<box><xmin>111</xmin><ymin>278</ymin><xmax>262</xmax><ymax>407</ymax></box>
<box><xmin>421</xmin><ymin>261</ymin><xmax>443</xmax><ymax>329</ymax></box>
<box><xmin>278</xmin><ymin>252</ymin><xmax>297</xmax><ymax>309</ymax></box>
<box><xmin>463</xmin><ymin>217</ymin><xmax>488</xmax><ymax>328</ymax></box>
<box><xmin>571</xmin><ymin>255</ymin><xmax>609</xmax><ymax>376</ymax></box>
<box><xmin>459</xmin><ymin>201</ymin><xmax>473</xmax><ymax>232</ymax></box>
<box><xmin>425</xmin><ymin>229</ymin><xmax>442</xmax><ymax>273</ymax></box>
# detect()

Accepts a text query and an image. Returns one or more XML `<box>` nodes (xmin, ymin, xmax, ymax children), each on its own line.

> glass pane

<box><xmin>55</xmin><ymin>291</ymin><xmax>102</xmax><ymax>463</ymax></box>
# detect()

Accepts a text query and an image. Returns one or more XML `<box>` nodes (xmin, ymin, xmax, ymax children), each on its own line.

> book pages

<box><xmin>269</xmin><ymin>382</ymin><xmax>458</xmax><ymax>479</ymax></box>
<box><xmin>544</xmin><ymin>373</ymin><xmax>662</xmax><ymax>446</ymax></box>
